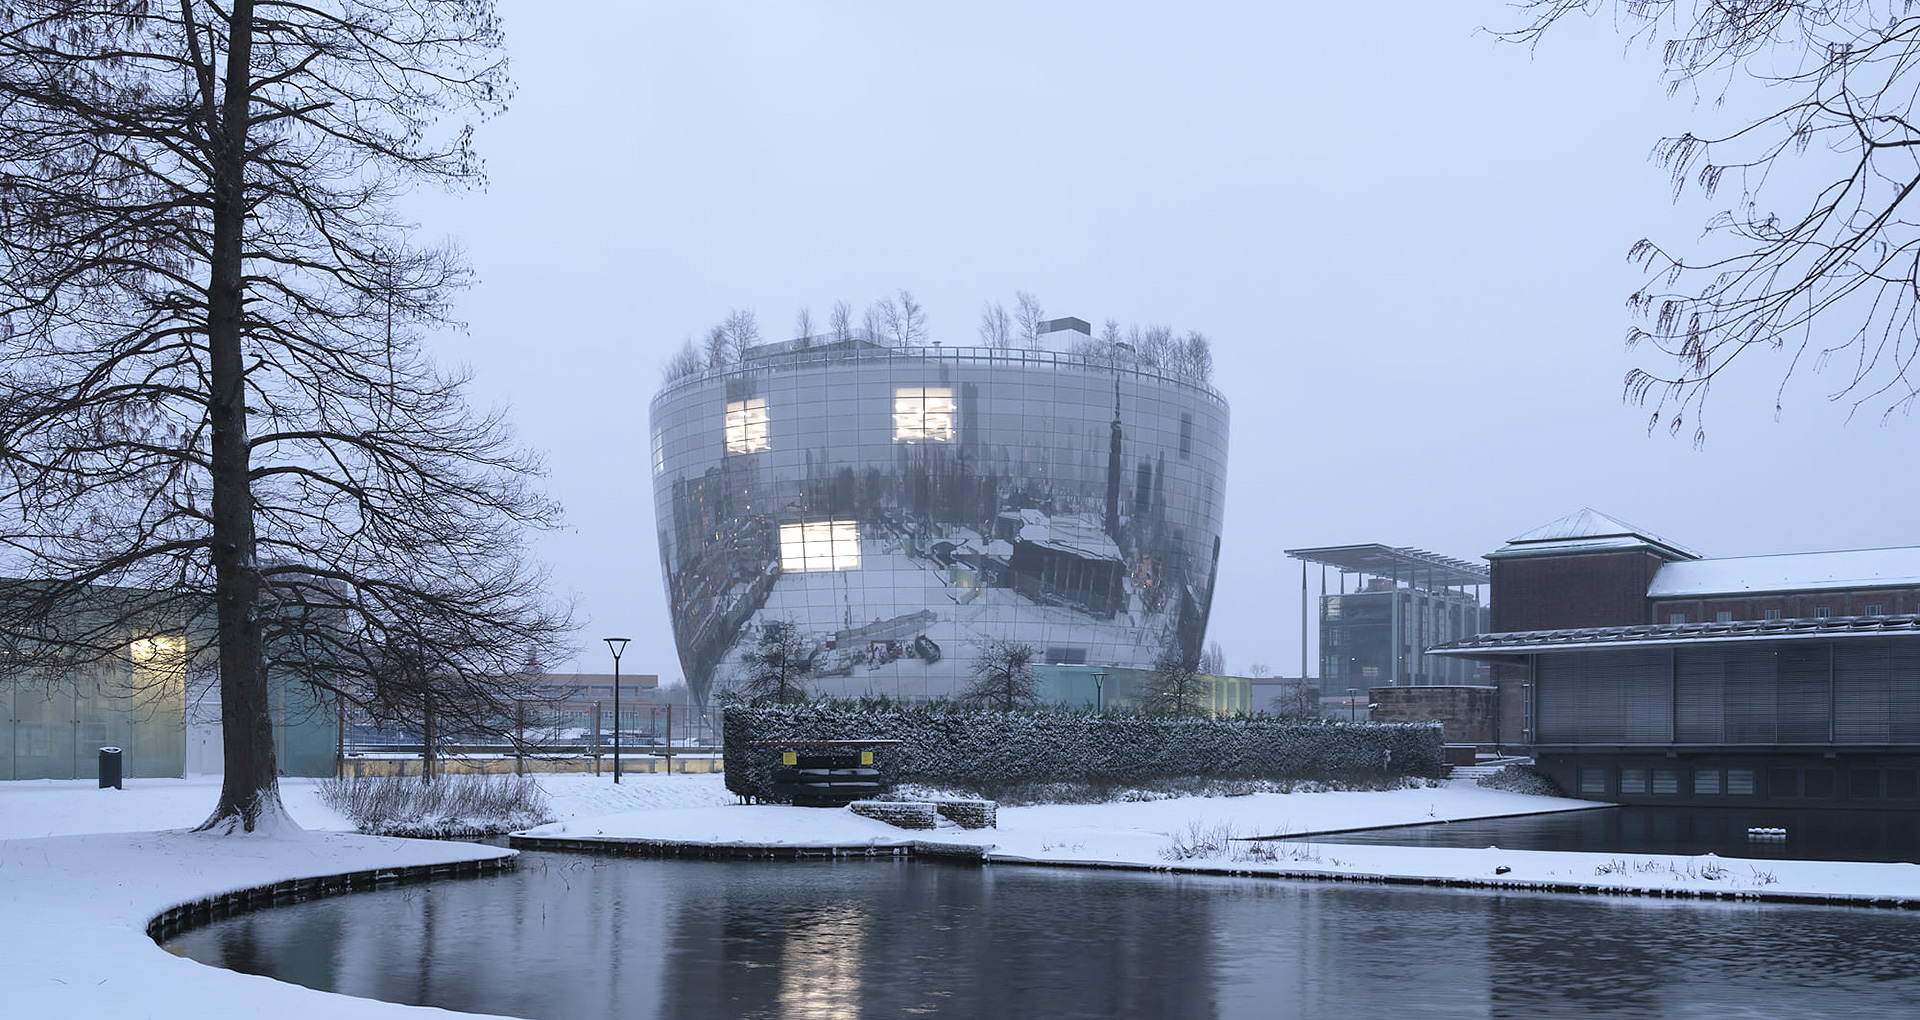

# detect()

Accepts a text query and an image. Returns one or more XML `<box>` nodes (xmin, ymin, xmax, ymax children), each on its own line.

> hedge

<box><xmin>721</xmin><ymin>701</ymin><xmax>1444</xmax><ymax>802</ymax></box>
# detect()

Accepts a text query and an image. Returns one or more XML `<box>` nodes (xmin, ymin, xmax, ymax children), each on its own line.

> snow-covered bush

<box><xmin>722</xmin><ymin>701</ymin><xmax>1444</xmax><ymax>803</ymax></box>
<box><xmin>1474</xmin><ymin>763</ymin><xmax>1564</xmax><ymax>798</ymax></box>
<box><xmin>318</xmin><ymin>774</ymin><xmax>553</xmax><ymax>837</ymax></box>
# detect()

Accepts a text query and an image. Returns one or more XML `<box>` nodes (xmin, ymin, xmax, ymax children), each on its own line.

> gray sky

<box><xmin>407</xmin><ymin>2</ymin><xmax>1918</xmax><ymax>681</ymax></box>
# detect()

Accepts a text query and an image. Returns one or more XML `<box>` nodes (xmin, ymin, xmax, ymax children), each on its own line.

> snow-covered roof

<box><xmin>1488</xmin><ymin>508</ymin><xmax>1700</xmax><ymax>562</ymax></box>
<box><xmin>1649</xmin><ymin>546</ymin><xmax>1920</xmax><ymax>598</ymax></box>
<box><xmin>1431</xmin><ymin>612</ymin><xmax>1920</xmax><ymax>656</ymax></box>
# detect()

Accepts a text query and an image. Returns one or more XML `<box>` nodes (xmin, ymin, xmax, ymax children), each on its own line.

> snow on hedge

<box><xmin>722</xmin><ymin>701</ymin><xmax>1444</xmax><ymax>802</ymax></box>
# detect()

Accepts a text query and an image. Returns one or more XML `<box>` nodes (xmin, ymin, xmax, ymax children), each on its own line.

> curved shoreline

<box><xmin>507</xmin><ymin>830</ymin><xmax>1920</xmax><ymax>909</ymax></box>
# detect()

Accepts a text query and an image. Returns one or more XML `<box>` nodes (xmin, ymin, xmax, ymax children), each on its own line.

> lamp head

<box><xmin>604</xmin><ymin>637</ymin><xmax>631</xmax><ymax>659</ymax></box>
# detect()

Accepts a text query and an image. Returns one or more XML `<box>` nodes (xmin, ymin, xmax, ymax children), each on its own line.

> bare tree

<box><xmin>0</xmin><ymin>3</ymin><xmax>572</xmax><ymax>833</ymax></box>
<box><xmin>663</xmin><ymin>337</ymin><xmax>704</xmax><ymax>383</ymax></box>
<box><xmin>863</xmin><ymin>301</ymin><xmax>889</xmax><ymax>346</ymax></box>
<box><xmin>1181</xmin><ymin>331</ymin><xmax>1214</xmax><ymax>383</ymax></box>
<box><xmin>1268</xmin><ymin>679</ymin><xmax>1321</xmax><ymax>720</ymax></box>
<box><xmin>979</xmin><ymin>301</ymin><xmax>1013</xmax><ymax>348</ymax></box>
<box><xmin>704</xmin><ymin>324</ymin><xmax>732</xmax><ymax>368</ymax></box>
<box><xmin>723</xmin><ymin>308</ymin><xmax>761</xmax><ymax>360</ymax></box>
<box><xmin>793</xmin><ymin>306</ymin><xmax>814</xmax><ymax>347</ymax></box>
<box><xmin>885</xmin><ymin>289</ymin><xmax>928</xmax><ymax>346</ymax></box>
<box><xmin>1143</xmin><ymin>648</ymin><xmax>1211</xmax><ymax>717</ymax></box>
<box><xmin>962</xmin><ymin>638</ymin><xmax>1037</xmax><ymax>711</ymax></box>
<box><xmin>1138</xmin><ymin>325</ymin><xmax>1178</xmax><ymax>368</ymax></box>
<box><xmin>733</xmin><ymin>619</ymin><xmax>814</xmax><ymax>704</ymax></box>
<box><xmin>830</xmin><ymin>299</ymin><xmax>854</xmax><ymax>343</ymax></box>
<box><xmin>1015</xmin><ymin>291</ymin><xmax>1046</xmax><ymax>349</ymax></box>
<box><xmin>1509</xmin><ymin>1</ymin><xmax>1920</xmax><ymax>437</ymax></box>
<box><xmin>1199</xmin><ymin>641</ymin><xmax>1226</xmax><ymax>676</ymax></box>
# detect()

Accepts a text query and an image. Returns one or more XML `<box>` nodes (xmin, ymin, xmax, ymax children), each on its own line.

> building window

<box><xmin>1888</xmin><ymin>770</ymin><xmax>1918</xmax><ymax>799</ymax></box>
<box><xmin>778</xmin><ymin>520</ymin><xmax>861</xmax><ymax>572</ymax></box>
<box><xmin>724</xmin><ymin>398</ymin><xmax>770</xmax><ymax>454</ymax></box>
<box><xmin>1652</xmin><ymin>767</ymin><xmax>1680</xmax><ymax>795</ymax></box>
<box><xmin>1179</xmin><ymin>413</ymin><xmax>1194</xmax><ymax>458</ymax></box>
<box><xmin>652</xmin><ymin>428</ymin><xmax>665</xmax><ymax>474</ymax></box>
<box><xmin>1726</xmin><ymin>768</ymin><xmax>1755</xmax><ymax>795</ymax></box>
<box><xmin>1804</xmin><ymin>769</ymin><xmax>1835</xmax><ymax>798</ymax></box>
<box><xmin>1763</xmin><ymin>609</ymin><xmax>1782</xmax><ymax>620</ymax></box>
<box><xmin>1668</xmin><ymin>613</ymin><xmax>1687</xmax><ymax>625</ymax></box>
<box><xmin>1579</xmin><ymin>767</ymin><xmax>1608</xmax><ymax>795</ymax></box>
<box><xmin>1769</xmin><ymin>768</ymin><xmax>1800</xmax><ymax>798</ymax></box>
<box><xmin>1715</xmin><ymin>610</ymin><xmax>1733</xmax><ymax>623</ymax></box>
<box><xmin>1693</xmin><ymin>768</ymin><xmax>1722</xmax><ymax>795</ymax></box>
<box><xmin>1864</xmin><ymin>604</ymin><xmax>1884</xmax><ymax>616</ymax></box>
<box><xmin>1851</xmin><ymin>769</ymin><xmax>1883</xmax><ymax>799</ymax></box>
<box><xmin>1815</xmin><ymin>607</ymin><xmax>1832</xmax><ymax>618</ymax></box>
<box><xmin>893</xmin><ymin>387</ymin><xmax>955</xmax><ymax>443</ymax></box>
<box><xmin>1619</xmin><ymin>767</ymin><xmax>1649</xmax><ymax>795</ymax></box>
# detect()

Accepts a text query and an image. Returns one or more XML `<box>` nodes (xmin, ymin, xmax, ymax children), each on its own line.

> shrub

<box><xmin>317</xmin><ymin>773</ymin><xmax>554</xmax><ymax>838</ymax></box>
<box><xmin>721</xmin><ymin>701</ymin><xmax>1444</xmax><ymax>803</ymax></box>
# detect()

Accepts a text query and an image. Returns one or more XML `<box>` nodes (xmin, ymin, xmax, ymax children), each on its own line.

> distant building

<box><xmin>1434</xmin><ymin>508</ymin><xmax>1920</xmax><ymax>809</ymax></box>
<box><xmin>1285</xmin><ymin>544</ymin><xmax>1489</xmax><ymax>688</ymax></box>
<box><xmin>1</xmin><ymin>582</ymin><xmax>335</xmax><ymax>780</ymax></box>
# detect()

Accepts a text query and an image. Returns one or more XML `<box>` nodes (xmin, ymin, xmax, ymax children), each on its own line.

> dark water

<box><xmin>1309</xmin><ymin>807</ymin><xmax>1920</xmax><ymax>863</ymax></box>
<box><xmin>166</xmin><ymin>851</ymin><xmax>1920</xmax><ymax>1020</ymax></box>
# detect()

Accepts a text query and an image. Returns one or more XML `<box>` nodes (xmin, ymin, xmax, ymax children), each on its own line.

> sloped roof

<box><xmin>1649</xmin><ymin>546</ymin><xmax>1920</xmax><ymax>598</ymax></box>
<box><xmin>1488</xmin><ymin>508</ymin><xmax>1700</xmax><ymax>562</ymax></box>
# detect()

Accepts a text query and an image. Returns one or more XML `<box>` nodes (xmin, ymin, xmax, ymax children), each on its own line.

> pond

<box><xmin>1309</xmin><ymin>806</ymin><xmax>1920</xmax><ymax>863</ymax></box>
<box><xmin>166</xmin><ymin>850</ymin><xmax>1920</xmax><ymax>1020</ymax></box>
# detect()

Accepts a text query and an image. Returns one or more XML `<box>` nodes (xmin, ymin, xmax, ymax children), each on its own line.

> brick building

<box><xmin>1435</xmin><ymin>509</ymin><xmax>1920</xmax><ymax>809</ymax></box>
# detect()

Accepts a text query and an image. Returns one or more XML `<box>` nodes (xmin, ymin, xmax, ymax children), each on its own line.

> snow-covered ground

<box><xmin>5</xmin><ymin>773</ymin><xmax>1919</xmax><ymax>1020</ymax></box>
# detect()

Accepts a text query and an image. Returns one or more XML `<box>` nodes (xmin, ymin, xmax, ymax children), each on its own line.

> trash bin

<box><xmin>98</xmin><ymin>746</ymin><xmax>122</xmax><ymax>790</ymax></box>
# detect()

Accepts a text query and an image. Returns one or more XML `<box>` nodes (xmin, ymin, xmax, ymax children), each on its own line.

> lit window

<box><xmin>1726</xmin><ymin>768</ymin><xmax>1755</xmax><ymax>795</ymax></box>
<box><xmin>1668</xmin><ymin>613</ymin><xmax>1687</xmax><ymax>625</ymax></box>
<box><xmin>1619</xmin><ymin>767</ymin><xmax>1649</xmax><ymax>795</ymax></box>
<box><xmin>1651</xmin><ymin>768</ymin><xmax>1679</xmax><ymax>795</ymax></box>
<box><xmin>1578</xmin><ymin>767</ymin><xmax>1608</xmax><ymax>795</ymax></box>
<box><xmin>1764</xmin><ymin>609</ymin><xmax>1782</xmax><ymax>620</ymax></box>
<box><xmin>1715</xmin><ymin>611</ymin><xmax>1733</xmax><ymax>623</ymax></box>
<box><xmin>1865</xmin><ymin>604</ymin><xmax>1884</xmax><ymax>616</ymax></box>
<box><xmin>779</xmin><ymin>521</ymin><xmax>861</xmax><ymax>572</ymax></box>
<box><xmin>893</xmin><ymin>387</ymin><xmax>955</xmax><ymax>443</ymax></box>
<box><xmin>725</xmin><ymin>399</ymin><xmax>770</xmax><ymax>455</ymax></box>
<box><xmin>1815</xmin><ymin>607</ymin><xmax>1832</xmax><ymax>618</ymax></box>
<box><xmin>1693</xmin><ymin>768</ymin><xmax>1722</xmax><ymax>795</ymax></box>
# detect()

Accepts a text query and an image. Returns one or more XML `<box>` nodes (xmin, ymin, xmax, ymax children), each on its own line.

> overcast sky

<box><xmin>405</xmin><ymin>2</ymin><xmax>1918</xmax><ymax>682</ymax></box>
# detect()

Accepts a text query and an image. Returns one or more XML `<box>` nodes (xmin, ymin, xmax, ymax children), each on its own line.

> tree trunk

<box><xmin>197</xmin><ymin>2</ymin><xmax>287</xmax><ymax>834</ymax></box>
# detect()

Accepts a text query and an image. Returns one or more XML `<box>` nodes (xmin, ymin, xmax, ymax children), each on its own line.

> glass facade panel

<box><xmin>892</xmin><ymin>387</ymin><xmax>955</xmax><ymax>443</ymax></box>
<box><xmin>724</xmin><ymin>398</ymin><xmax>770</xmax><ymax>455</ymax></box>
<box><xmin>652</xmin><ymin>344</ymin><xmax>1229</xmax><ymax>704</ymax></box>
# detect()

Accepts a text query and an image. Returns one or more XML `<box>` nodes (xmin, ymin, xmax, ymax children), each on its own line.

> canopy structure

<box><xmin>1284</xmin><ymin>543</ymin><xmax>1488</xmax><ymax>590</ymax></box>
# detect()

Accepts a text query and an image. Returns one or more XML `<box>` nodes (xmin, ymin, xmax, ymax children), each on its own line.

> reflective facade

<box><xmin>651</xmin><ymin>341</ymin><xmax>1230</xmax><ymax>705</ymax></box>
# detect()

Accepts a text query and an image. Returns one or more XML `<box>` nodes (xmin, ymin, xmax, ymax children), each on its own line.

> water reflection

<box><xmin>1311</xmin><ymin>806</ymin><xmax>1920</xmax><ymax>863</ymax></box>
<box><xmin>166</xmin><ymin>852</ymin><xmax>1920</xmax><ymax>1020</ymax></box>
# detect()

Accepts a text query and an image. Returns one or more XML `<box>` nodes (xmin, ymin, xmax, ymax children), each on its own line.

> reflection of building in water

<box><xmin>651</xmin><ymin>331</ymin><xmax>1230</xmax><ymax>705</ymax></box>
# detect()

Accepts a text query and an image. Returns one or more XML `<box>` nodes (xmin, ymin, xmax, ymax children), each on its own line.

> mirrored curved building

<box><xmin>650</xmin><ymin>332</ymin><xmax>1230</xmax><ymax>706</ymax></box>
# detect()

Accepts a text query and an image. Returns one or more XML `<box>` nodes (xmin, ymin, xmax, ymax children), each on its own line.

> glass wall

<box><xmin>652</xmin><ymin>344</ymin><xmax>1230</xmax><ymax>705</ymax></box>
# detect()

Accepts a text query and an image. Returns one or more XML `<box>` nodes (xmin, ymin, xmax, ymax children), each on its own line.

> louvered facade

<box><xmin>1434</xmin><ymin>510</ymin><xmax>1920</xmax><ymax>808</ymax></box>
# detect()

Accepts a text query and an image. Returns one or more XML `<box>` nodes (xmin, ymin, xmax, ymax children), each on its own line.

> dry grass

<box><xmin>318</xmin><ymin>773</ymin><xmax>553</xmax><ymax>838</ymax></box>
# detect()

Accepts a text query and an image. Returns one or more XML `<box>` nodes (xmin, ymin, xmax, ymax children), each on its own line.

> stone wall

<box><xmin>1370</xmin><ymin>685</ymin><xmax>1497</xmax><ymax>744</ymax></box>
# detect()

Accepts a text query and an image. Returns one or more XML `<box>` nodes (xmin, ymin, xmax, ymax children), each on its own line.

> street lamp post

<box><xmin>1346</xmin><ymin>688</ymin><xmax>1359</xmax><ymax>723</ymax></box>
<box><xmin>1091</xmin><ymin>671</ymin><xmax>1106</xmax><ymax>713</ymax></box>
<box><xmin>605</xmin><ymin>637</ymin><xmax>630</xmax><ymax>783</ymax></box>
